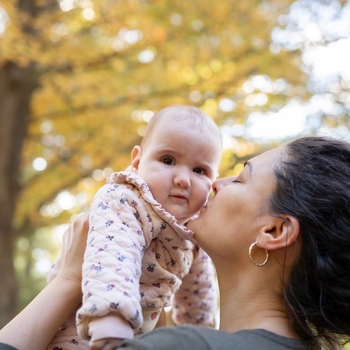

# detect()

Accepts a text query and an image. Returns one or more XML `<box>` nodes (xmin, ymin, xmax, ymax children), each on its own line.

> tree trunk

<box><xmin>0</xmin><ymin>60</ymin><xmax>39</xmax><ymax>327</ymax></box>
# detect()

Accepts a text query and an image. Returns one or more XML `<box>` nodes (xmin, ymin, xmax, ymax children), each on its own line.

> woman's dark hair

<box><xmin>270</xmin><ymin>136</ymin><xmax>350</xmax><ymax>349</ymax></box>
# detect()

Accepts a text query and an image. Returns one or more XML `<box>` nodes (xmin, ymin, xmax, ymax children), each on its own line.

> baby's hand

<box><xmin>89</xmin><ymin>337</ymin><xmax>124</xmax><ymax>350</ymax></box>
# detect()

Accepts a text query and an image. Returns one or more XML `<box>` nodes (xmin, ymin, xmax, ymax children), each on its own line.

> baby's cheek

<box><xmin>199</xmin><ymin>191</ymin><xmax>210</xmax><ymax>209</ymax></box>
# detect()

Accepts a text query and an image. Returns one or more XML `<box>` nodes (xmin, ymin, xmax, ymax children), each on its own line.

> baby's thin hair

<box><xmin>141</xmin><ymin>105</ymin><xmax>222</xmax><ymax>148</ymax></box>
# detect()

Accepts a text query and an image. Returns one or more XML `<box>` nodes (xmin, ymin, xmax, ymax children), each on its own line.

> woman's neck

<box><xmin>217</xmin><ymin>270</ymin><xmax>298</xmax><ymax>339</ymax></box>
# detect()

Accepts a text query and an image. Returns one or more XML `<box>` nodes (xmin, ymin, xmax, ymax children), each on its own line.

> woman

<box><xmin>1</xmin><ymin>135</ymin><xmax>350</xmax><ymax>350</ymax></box>
<box><xmin>0</xmin><ymin>212</ymin><xmax>89</xmax><ymax>350</ymax></box>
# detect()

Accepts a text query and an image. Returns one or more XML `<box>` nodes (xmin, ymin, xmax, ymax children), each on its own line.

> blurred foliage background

<box><xmin>0</xmin><ymin>0</ymin><xmax>349</xmax><ymax>340</ymax></box>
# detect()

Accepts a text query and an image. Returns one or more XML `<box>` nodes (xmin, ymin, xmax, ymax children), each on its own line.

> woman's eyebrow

<box><xmin>244</xmin><ymin>161</ymin><xmax>252</xmax><ymax>176</ymax></box>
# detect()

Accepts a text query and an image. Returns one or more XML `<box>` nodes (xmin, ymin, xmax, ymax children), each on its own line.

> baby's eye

<box><xmin>193</xmin><ymin>167</ymin><xmax>205</xmax><ymax>175</ymax></box>
<box><xmin>161</xmin><ymin>157</ymin><xmax>175</xmax><ymax>165</ymax></box>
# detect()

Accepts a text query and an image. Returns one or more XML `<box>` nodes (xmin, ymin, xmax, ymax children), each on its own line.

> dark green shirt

<box><xmin>0</xmin><ymin>325</ymin><xmax>310</xmax><ymax>350</ymax></box>
<box><xmin>119</xmin><ymin>325</ymin><xmax>309</xmax><ymax>349</ymax></box>
<box><xmin>0</xmin><ymin>344</ymin><xmax>16</xmax><ymax>350</ymax></box>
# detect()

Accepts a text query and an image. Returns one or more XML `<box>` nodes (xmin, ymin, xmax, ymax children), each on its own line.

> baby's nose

<box><xmin>174</xmin><ymin>170</ymin><xmax>191</xmax><ymax>188</ymax></box>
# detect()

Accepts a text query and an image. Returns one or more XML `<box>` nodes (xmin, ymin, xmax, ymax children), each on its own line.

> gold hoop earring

<box><xmin>249</xmin><ymin>242</ymin><xmax>269</xmax><ymax>267</ymax></box>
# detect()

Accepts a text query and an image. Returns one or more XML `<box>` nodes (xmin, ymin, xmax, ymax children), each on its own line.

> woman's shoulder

<box><xmin>119</xmin><ymin>325</ymin><xmax>309</xmax><ymax>350</ymax></box>
<box><xmin>232</xmin><ymin>328</ymin><xmax>309</xmax><ymax>349</ymax></box>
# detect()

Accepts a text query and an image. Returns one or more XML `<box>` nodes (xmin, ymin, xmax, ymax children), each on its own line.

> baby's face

<box><xmin>133</xmin><ymin>120</ymin><xmax>221</xmax><ymax>224</ymax></box>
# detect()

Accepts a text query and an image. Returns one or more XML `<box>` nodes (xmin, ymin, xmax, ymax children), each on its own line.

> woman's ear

<box><xmin>257</xmin><ymin>216</ymin><xmax>300</xmax><ymax>251</ymax></box>
<box><xmin>131</xmin><ymin>145</ymin><xmax>142</xmax><ymax>172</ymax></box>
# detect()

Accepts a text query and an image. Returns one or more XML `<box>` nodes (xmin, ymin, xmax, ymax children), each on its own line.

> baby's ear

<box><xmin>131</xmin><ymin>146</ymin><xmax>142</xmax><ymax>172</ymax></box>
<box><xmin>258</xmin><ymin>215</ymin><xmax>300</xmax><ymax>251</ymax></box>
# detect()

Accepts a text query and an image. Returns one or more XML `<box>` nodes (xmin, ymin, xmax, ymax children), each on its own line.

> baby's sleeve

<box><xmin>171</xmin><ymin>246</ymin><xmax>217</xmax><ymax>327</ymax></box>
<box><xmin>76</xmin><ymin>183</ymin><xmax>146</xmax><ymax>340</ymax></box>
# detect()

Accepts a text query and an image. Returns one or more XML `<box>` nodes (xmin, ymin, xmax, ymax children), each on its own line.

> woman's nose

<box><xmin>212</xmin><ymin>176</ymin><xmax>236</xmax><ymax>194</ymax></box>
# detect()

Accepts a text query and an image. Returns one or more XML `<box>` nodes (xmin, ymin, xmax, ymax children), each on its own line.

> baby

<box><xmin>48</xmin><ymin>105</ymin><xmax>222</xmax><ymax>350</ymax></box>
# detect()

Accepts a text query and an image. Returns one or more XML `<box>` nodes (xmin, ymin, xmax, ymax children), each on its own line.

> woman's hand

<box><xmin>0</xmin><ymin>211</ymin><xmax>90</xmax><ymax>350</ymax></box>
<box><xmin>57</xmin><ymin>211</ymin><xmax>90</xmax><ymax>287</ymax></box>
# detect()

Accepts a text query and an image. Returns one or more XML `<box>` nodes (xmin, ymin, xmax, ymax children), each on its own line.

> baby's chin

<box><xmin>179</xmin><ymin>212</ymin><xmax>199</xmax><ymax>226</ymax></box>
<box><xmin>186</xmin><ymin>205</ymin><xmax>208</xmax><ymax>230</ymax></box>
<box><xmin>185</xmin><ymin>215</ymin><xmax>199</xmax><ymax>230</ymax></box>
